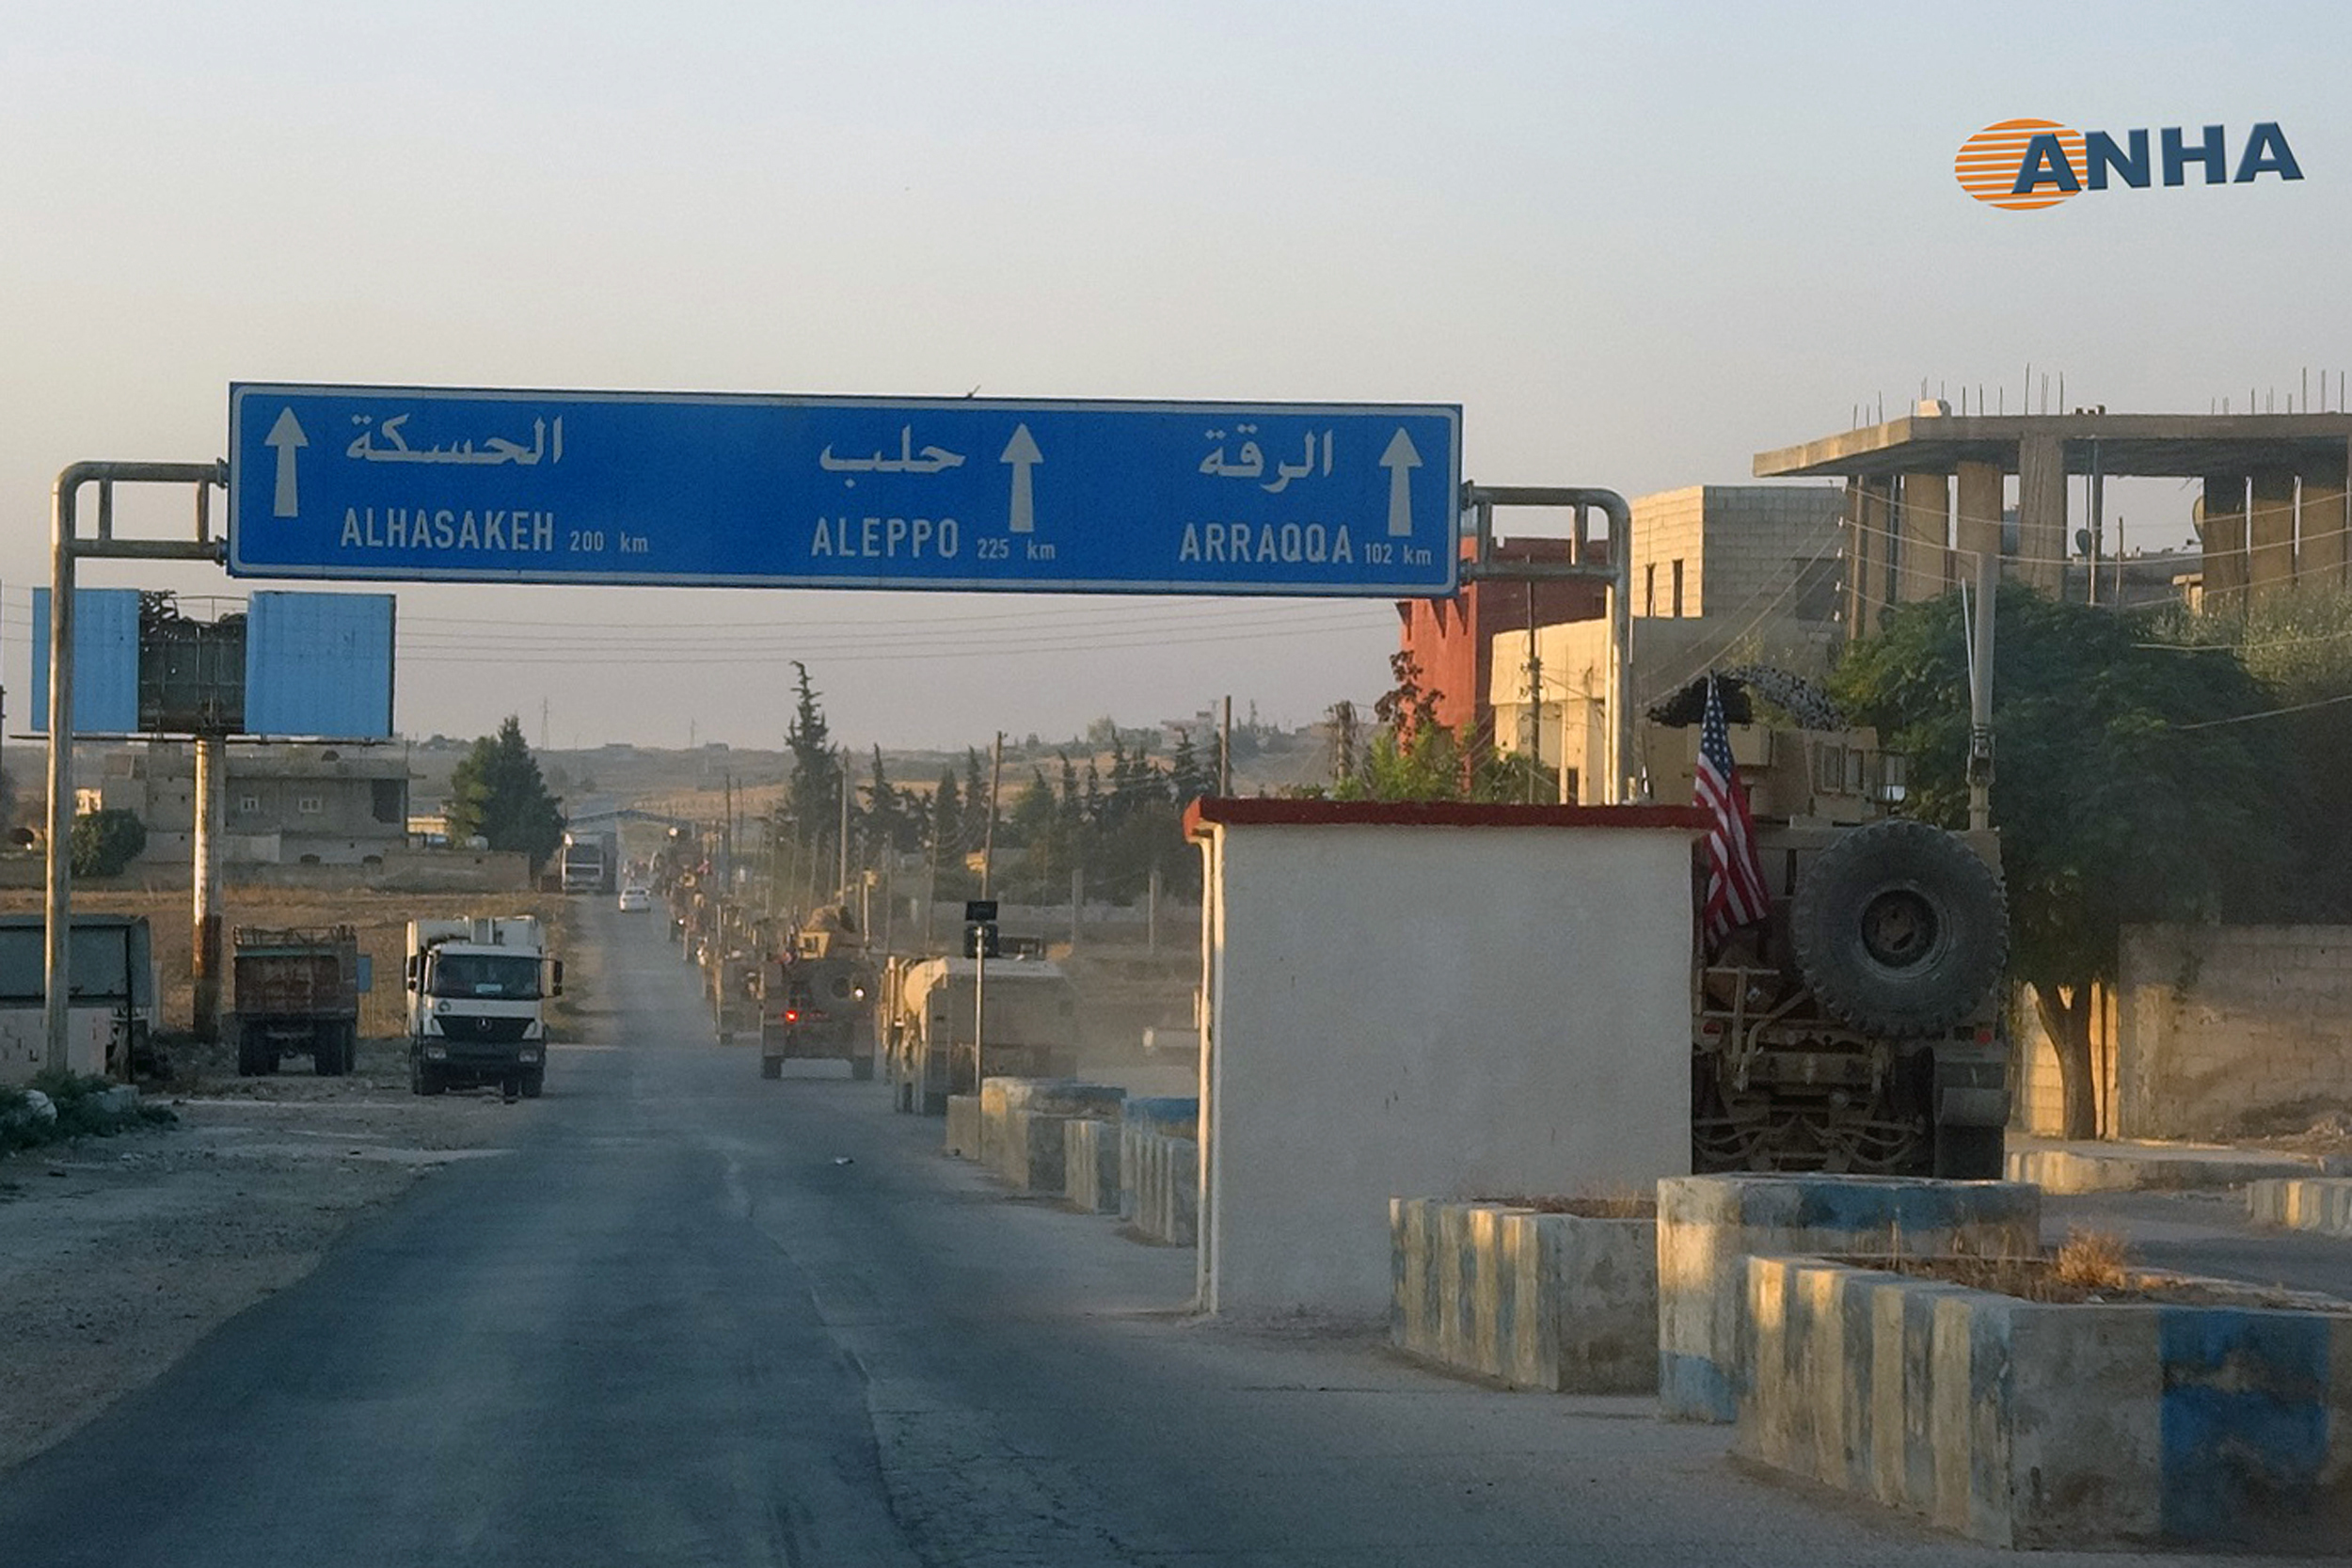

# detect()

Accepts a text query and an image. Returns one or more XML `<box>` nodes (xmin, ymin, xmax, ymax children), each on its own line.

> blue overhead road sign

<box><xmin>227</xmin><ymin>385</ymin><xmax>1462</xmax><ymax>596</ymax></box>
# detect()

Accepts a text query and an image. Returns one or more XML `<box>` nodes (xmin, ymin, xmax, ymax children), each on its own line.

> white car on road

<box><xmin>616</xmin><ymin>886</ymin><xmax>652</xmax><ymax>913</ymax></box>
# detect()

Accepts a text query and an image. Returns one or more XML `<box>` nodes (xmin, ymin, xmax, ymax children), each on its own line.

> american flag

<box><xmin>1696</xmin><ymin>675</ymin><xmax>1771</xmax><ymax>947</ymax></box>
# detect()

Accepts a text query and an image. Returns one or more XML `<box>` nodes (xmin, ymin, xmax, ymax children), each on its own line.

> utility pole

<box><xmin>1218</xmin><ymin>697</ymin><xmax>1232</xmax><ymax>795</ymax></box>
<box><xmin>979</xmin><ymin>732</ymin><xmax>1003</xmax><ymax>900</ymax></box>
<box><xmin>191</xmin><ymin>735</ymin><xmax>226</xmax><ymax>1043</ymax></box>
<box><xmin>1967</xmin><ymin>548</ymin><xmax>1998</xmax><ymax>832</ymax></box>
<box><xmin>1523</xmin><ymin>587</ymin><xmax>1542</xmax><ymax>802</ymax></box>
<box><xmin>835</xmin><ymin>745</ymin><xmax>850</xmax><ymax>900</ymax></box>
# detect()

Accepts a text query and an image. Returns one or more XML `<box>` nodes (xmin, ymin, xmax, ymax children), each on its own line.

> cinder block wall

<box><xmin>2118</xmin><ymin>925</ymin><xmax>2352</xmax><ymax>1139</ymax></box>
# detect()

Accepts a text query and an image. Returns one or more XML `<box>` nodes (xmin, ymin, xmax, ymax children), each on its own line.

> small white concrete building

<box><xmin>1186</xmin><ymin>799</ymin><xmax>1706</xmax><ymax>1320</ymax></box>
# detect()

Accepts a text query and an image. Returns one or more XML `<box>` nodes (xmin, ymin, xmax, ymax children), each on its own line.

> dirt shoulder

<box><xmin>0</xmin><ymin>1033</ymin><xmax>531</xmax><ymax>1472</ymax></box>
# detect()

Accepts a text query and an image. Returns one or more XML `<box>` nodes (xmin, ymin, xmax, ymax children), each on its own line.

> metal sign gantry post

<box><xmin>1458</xmin><ymin>485</ymin><xmax>1636</xmax><ymax>802</ymax></box>
<box><xmin>44</xmin><ymin>461</ymin><xmax>227</xmax><ymax>1072</ymax></box>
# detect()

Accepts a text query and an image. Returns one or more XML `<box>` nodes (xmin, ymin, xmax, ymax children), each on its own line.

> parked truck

<box><xmin>405</xmin><ymin>916</ymin><xmax>562</xmax><ymax>1098</ymax></box>
<box><xmin>880</xmin><ymin>950</ymin><xmax>1080</xmax><ymax>1116</ymax></box>
<box><xmin>0</xmin><ymin>914</ymin><xmax>160</xmax><ymax>1083</ymax></box>
<box><xmin>1652</xmin><ymin>671</ymin><xmax>2010</xmax><ymax>1180</ymax></box>
<box><xmin>758</xmin><ymin>906</ymin><xmax>880</xmax><ymax>1080</ymax></box>
<box><xmin>560</xmin><ymin>828</ymin><xmax>618</xmax><ymax>895</ymax></box>
<box><xmin>232</xmin><ymin>926</ymin><xmax>369</xmax><ymax>1077</ymax></box>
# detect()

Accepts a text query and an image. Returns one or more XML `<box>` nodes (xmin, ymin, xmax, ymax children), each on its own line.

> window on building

<box><xmin>296</xmin><ymin>795</ymin><xmax>324</xmax><ymax>816</ymax></box>
<box><xmin>1671</xmin><ymin>559</ymin><xmax>1686</xmax><ymax>618</ymax></box>
<box><xmin>1644</xmin><ymin>563</ymin><xmax>1656</xmax><ymax>617</ymax></box>
<box><xmin>237</xmin><ymin>794</ymin><xmax>260</xmax><ymax>815</ymax></box>
<box><xmin>371</xmin><ymin>778</ymin><xmax>406</xmax><ymax>825</ymax></box>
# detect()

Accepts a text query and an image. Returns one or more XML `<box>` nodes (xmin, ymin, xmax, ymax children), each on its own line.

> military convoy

<box><xmin>1646</xmin><ymin>671</ymin><xmax>2010</xmax><ymax>1180</ymax></box>
<box><xmin>876</xmin><ymin>948</ymin><xmax>1081</xmax><ymax>1115</ymax></box>
<box><xmin>643</xmin><ymin>689</ymin><xmax>2009</xmax><ymax>1180</ymax></box>
<box><xmin>758</xmin><ymin>907</ymin><xmax>881</xmax><ymax>1081</ymax></box>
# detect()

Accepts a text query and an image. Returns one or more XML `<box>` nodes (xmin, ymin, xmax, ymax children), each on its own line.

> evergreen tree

<box><xmin>864</xmin><ymin>744</ymin><xmax>918</xmax><ymax>856</ymax></box>
<box><xmin>961</xmin><ymin>748</ymin><xmax>989</xmax><ymax>849</ymax></box>
<box><xmin>930</xmin><ymin>770</ymin><xmax>962</xmax><ymax>854</ymax></box>
<box><xmin>447</xmin><ymin>716</ymin><xmax>565</xmax><ymax>870</ymax></box>
<box><xmin>785</xmin><ymin>662</ymin><xmax>841</xmax><ymax>854</ymax></box>
<box><xmin>1168</xmin><ymin>728</ymin><xmax>1207</xmax><ymax>805</ymax></box>
<box><xmin>1007</xmin><ymin>767</ymin><xmax>1057</xmax><ymax>847</ymax></box>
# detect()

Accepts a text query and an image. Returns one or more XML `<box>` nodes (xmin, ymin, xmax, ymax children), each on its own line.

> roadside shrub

<box><xmin>70</xmin><ymin>809</ymin><xmax>148</xmax><ymax>878</ymax></box>
<box><xmin>0</xmin><ymin>1070</ymin><xmax>172</xmax><ymax>1153</ymax></box>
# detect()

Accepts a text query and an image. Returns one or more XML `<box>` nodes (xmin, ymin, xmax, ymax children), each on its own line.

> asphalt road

<box><xmin>2</xmin><ymin>902</ymin><xmax>2338</xmax><ymax>1567</ymax></box>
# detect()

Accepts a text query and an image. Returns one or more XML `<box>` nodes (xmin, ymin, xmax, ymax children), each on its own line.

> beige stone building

<box><xmin>1487</xmin><ymin>484</ymin><xmax>1843</xmax><ymax>800</ymax></box>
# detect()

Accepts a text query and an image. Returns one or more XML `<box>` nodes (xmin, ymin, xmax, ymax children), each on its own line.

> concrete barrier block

<box><xmin>1123</xmin><ymin>1096</ymin><xmax>1199</xmax><ymax>1139</ymax></box>
<box><xmin>1063</xmin><ymin>1118</ymin><xmax>1120</xmax><ymax>1213</ymax></box>
<box><xmin>2007</xmin><ymin>1138</ymin><xmax>2324</xmax><ymax>1194</ymax></box>
<box><xmin>1738</xmin><ymin>1254</ymin><xmax>2352</xmax><ymax>1550</ymax></box>
<box><xmin>1124</xmin><ymin>1128</ymin><xmax>1198</xmax><ymax>1244</ymax></box>
<box><xmin>2250</xmin><ymin>1176</ymin><xmax>2352</xmax><ymax>1236</ymax></box>
<box><xmin>1657</xmin><ymin>1175</ymin><xmax>2041</xmax><ymax>1423</ymax></box>
<box><xmin>1387</xmin><ymin>1201</ymin><xmax>1657</xmax><ymax>1393</ymax></box>
<box><xmin>997</xmin><ymin>1078</ymin><xmax>1127</xmax><ymax>1118</ymax></box>
<box><xmin>944</xmin><ymin>1095</ymin><xmax>981</xmax><ymax>1161</ymax></box>
<box><xmin>997</xmin><ymin>1108</ymin><xmax>1071</xmax><ymax>1194</ymax></box>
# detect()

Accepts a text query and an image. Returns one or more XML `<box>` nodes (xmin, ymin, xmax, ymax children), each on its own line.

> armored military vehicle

<box><xmin>1649</xmin><ymin>670</ymin><xmax>2010</xmax><ymax>1180</ymax></box>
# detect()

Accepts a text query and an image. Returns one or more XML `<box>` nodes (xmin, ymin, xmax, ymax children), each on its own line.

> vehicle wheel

<box><xmin>236</xmin><ymin>1025</ymin><xmax>269</xmax><ymax>1078</ymax></box>
<box><xmin>1788</xmin><ymin>819</ymin><xmax>2008</xmax><ymax>1038</ymax></box>
<box><xmin>312</xmin><ymin>1025</ymin><xmax>342</xmax><ymax>1077</ymax></box>
<box><xmin>414</xmin><ymin>1058</ymin><xmax>446</xmax><ymax>1097</ymax></box>
<box><xmin>1934</xmin><ymin>1123</ymin><xmax>2006</xmax><ymax>1180</ymax></box>
<box><xmin>850</xmin><ymin>1055</ymin><xmax>875</xmax><ymax>1082</ymax></box>
<box><xmin>760</xmin><ymin>1055</ymin><xmax>783</xmax><ymax>1080</ymax></box>
<box><xmin>519</xmin><ymin>1067</ymin><xmax>544</xmax><ymax>1100</ymax></box>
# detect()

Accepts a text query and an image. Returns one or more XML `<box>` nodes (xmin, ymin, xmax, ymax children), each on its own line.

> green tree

<box><xmin>1338</xmin><ymin>651</ymin><xmax>1554</xmax><ymax>803</ymax></box>
<box><xmin>863</xmin><ymin>744</ymin><xmax>921</xmax><ymax>857</ymax></box>
<box><xmin>70</xmin><ymin>808</ymin><xmax>147</xmax><ymax>878</ymax></box>
<box><xmin>446</xmin><ymin>717</ymin><xmax>565</xmax><ymax>870</ymax></box>
<box><xmin>1168</xmin><ymin>728</ymin><xmax>1208</xmax><ymax>805</ymax></box>
<box><xmin>1834</xmin><ymin>589</ymin><xmax>2290</xmax><ymax>1137</ymax></box>
<box><xmin>784</xmin><ymin>662</ymin><xmax>842</xmax><ymax>857</ymax></box>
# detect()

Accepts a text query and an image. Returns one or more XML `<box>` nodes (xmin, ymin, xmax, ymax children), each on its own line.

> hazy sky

<box><xmin>3</xmin><ymin>1</ymin><xmax>2344</xmax><ymax>752</ymax></box>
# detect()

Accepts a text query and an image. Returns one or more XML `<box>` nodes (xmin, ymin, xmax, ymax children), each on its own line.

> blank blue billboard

<box><xmin>30</xmin><ymin>589</ymin><xmax>140</xmax><ymax>735</ymax></box>
<box><xmin>245</xmin><ymin>593</ymin><xmax>395</xmax><ymax>739</ymax></box>
<box><xmin>29</xmin><ymin>589</ymin><xmax>394</xmax><ymax>739</ymax></box>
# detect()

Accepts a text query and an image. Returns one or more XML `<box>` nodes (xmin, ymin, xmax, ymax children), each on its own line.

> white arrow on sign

<box><xmin>1378</xmin><ymin>428</ymin><xmax>1421</xmax><ymax>538</ymax></box>
<box><xmin>265</xmin><ymin>407</ymin><xmax>309</xmax><ymax>518</ymax></box>
<box><xmin>1001</xmin><ymin>423</ymin><xmax>1041</xmax><ymax>534</ymax></box>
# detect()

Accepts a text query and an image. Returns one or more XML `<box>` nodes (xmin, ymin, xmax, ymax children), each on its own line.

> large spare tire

<box><xmin>1789</xmin><ymin>819</ymin><xmax>2007</xmax><ymax>1037</ymax></box>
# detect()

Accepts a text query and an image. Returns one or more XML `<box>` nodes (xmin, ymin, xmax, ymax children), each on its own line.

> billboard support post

<box><xmin>44</xmin><ymin>462</ymin><xmax>228</xmax><ymax>1075</ymax></box>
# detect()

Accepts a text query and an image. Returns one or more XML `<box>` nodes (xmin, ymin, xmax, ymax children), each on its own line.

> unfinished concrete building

<box><xmin>1753</xmin><ymin>408</ymin><xmax>2352</xmax><ymax>629</ymax></box>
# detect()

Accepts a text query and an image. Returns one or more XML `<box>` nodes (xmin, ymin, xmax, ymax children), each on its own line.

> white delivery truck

<box><xmin>405</xmin><ymin>916</ymin><xmax>563</xmax><ymax>1098</ymax></box>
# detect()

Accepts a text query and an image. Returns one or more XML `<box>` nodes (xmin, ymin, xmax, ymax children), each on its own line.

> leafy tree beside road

<box><xmin>446</xmin><ymin>717</ymin><xmax>565</xmax><ymax>871</ymax></box>
<box><xmin>1833</xmin><ymin>590</ymin><xmax>2304</xmax><ymax>1138</ymax></box>
<box><xmin>70</xmin><ymin>808</ymin><xmax>147</xmax><ymax>879</ymax></box>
